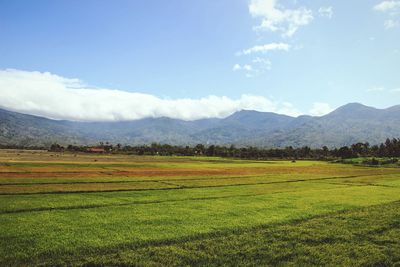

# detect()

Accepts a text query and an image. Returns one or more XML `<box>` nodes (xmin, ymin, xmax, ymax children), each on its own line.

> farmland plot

<box><xmin>0</xmin><ymin>149</ymin><xmax>399</xmax><ymax>266</ymax></box>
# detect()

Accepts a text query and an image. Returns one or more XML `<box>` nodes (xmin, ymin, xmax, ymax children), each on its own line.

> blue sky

<box><xmin>0</xmin><ymin>0</ymin><xmax>399</xmax><ymax>120</ymax></box>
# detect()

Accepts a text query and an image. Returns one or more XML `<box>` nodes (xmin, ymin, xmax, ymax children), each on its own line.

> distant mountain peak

<box><xmin>337</xmin><ymin>102</ymin><xmax>374</xmax><ymax>110</ymax></box>
<box><xmin>228</xmin><ymin>109</ymin><xmax>294</xmax><ymax>119</ymax></box>
<box><xmin>385</xmin><ymin>105</ymin><xmax>400</xmax><ymax>112</ymax></box>
<box><xmin>233</xmin><ymin>109</ymin><xmax>267</xmax><ymax>115</ymax></box>
<box><xmin>1</xmin><ymin>103</ymin><xmax>399</xmax><ymax>148</ymax></box>
<box><xmin>325</xmin><ymin>103</ymin><xmax>377</xmax><ymax>118</ymax></box>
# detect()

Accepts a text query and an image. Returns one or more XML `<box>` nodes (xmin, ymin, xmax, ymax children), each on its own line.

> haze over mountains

<box><xmin>1</xmin><ymin>103</ymin><xmax>399</xmax><ymax>148</ymax></box>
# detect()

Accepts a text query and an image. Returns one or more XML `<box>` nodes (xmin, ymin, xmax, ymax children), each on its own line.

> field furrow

<box><xmin>0</xmin><ymin>150</ymin><xmax>399</xmax><ymax>266</ymax></box>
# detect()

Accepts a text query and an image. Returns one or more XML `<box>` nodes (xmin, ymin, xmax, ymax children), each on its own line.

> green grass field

<box><xmin>1</xmin><ymin>149</ymin><xmax>400</xmax><ymax>266</ymax></box>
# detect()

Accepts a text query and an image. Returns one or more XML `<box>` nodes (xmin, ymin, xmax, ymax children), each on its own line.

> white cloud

<box><xmin>233</xmin><ymin>57</ymin><xmax>272</xmax><ymax>77</ymax></box>
<box><xmin>232</xmin><ymin>63</ymin><xmax>253</xmax><ymax>72</ymax></box>
<box><xmin>252</xmin><ymin>57</ymin><xmax>272</xmax><ymax>70</ymax></box>
<box><xmin>233</xmin><ymin>63</ymin><xmax>255</xmax><ymax>77</ymax></box>
<box><xmin>309</xmin><ymin>102</ymin><xmax>333</xmax><ymax>116</ymax></box>
<box><xmin>232</xmin><ymin>64</ymin><xmax>242</xmax><ymax>71</ymax></box>
<box><xmin>0</xmin><ymin>69</ymin><xmax>303</xmax><ymax>121</ymax></box>
<box><xmin>249</xmin><ymin>0</ymin><xmax>313</xmax><ymax>37</ymax></box>
<box><xmin>318</xmin><ymin>6</ymin><xmax>333</xmax><ymax>19</ymax></box>
<box><xmin>374</xmin><ymin>1</ymin><xmax>400</xmax><ymax>12</ymax></box>
<box><xmin>374</xmin><ymin>1</ymin><xmax>400</xmax><ymax>28</ymax></box>
<box><xmin>239</xmin><ymin>43</ymin><xmax>290</xmax><ymax>55</ymax></box>
<box><xmin>278</xmin><ymin>102</ymin><xmax>302</xmax><ymax>117</ymax></box>
<box><xmin>234</xmin><ymin>43</ymin><xmax>286</xmax><ymax>77</ymax></box>
<box><xmin>367</xmin><ymin>87</ymin><xmax>400</xmax><ymax>93</ymax></box>
<box><xmin>243</xmin><ymin>64</ymin><xmax>253</xmax><ymax>71</ymax></box>
<box><xmin>384</xmin><ymin>19</ymin><xmax>400</xmax><ymax>28</ymax></box>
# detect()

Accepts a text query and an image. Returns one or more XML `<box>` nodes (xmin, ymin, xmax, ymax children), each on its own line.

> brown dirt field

<box><xmin>1</xmin><ymin>150</ymin><xmax>398</xmax><ymax>194</ymax></box>
<box><xmin>0</xmin><ymin>168</ymin><xmax>258</xmax><ymax>177</ymax></box>
<box><xmin>0</xmin><ymin>166</ymin><xmax>396</xmax><ymax>179</ymax></box>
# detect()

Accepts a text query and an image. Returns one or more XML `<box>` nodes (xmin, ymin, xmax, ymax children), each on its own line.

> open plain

<box><xmin>1</xmin><ymin>149</ymin><xmax>400</xmax><ymax>266</ymax></box>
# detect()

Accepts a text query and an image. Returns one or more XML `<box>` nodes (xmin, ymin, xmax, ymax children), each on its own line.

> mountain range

<box><xmin>1</xmin><ymin>103</ymin><xmax>399</xmax><ymax>148</ymax></box>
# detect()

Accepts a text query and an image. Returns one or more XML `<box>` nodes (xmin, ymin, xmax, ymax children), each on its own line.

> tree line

<box><xmin>42</xmin><ymin>138</ymin><xmax>400</xmax><ymax>160</ymax></box>
<box><xmin>1</xmin><ymin>138</ymin><xmax>400</xmax><ymax>160</ymax></box>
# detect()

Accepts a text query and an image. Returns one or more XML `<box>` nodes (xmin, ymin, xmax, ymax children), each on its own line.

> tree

<box><xmin>49</xmin><ymin>143</ymin><xmax>64</xmax><ymax>152</ymax></box>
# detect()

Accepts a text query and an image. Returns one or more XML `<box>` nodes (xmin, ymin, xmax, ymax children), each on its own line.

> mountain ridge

<box><xmin>0</xmin><ymin>103</ymin><xmax>399</xmax><ymax>148</ymax></box>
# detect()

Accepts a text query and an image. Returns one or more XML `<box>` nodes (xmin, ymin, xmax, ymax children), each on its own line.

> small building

<box><xmin>87</xmin><ymin>148</ymin><xmax>106</xmax><ymax>153</ymax></box>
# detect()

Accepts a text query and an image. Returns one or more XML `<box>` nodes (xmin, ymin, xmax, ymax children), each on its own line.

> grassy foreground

<box><xmin>0</xmin><ymin>149</ymin><xmax>400</xmax><ymax>266</ymax></box>
<box><xmin>48</xmin><ymin>201</ymin><xmax>400</xmax><ymax>266</ymax></box>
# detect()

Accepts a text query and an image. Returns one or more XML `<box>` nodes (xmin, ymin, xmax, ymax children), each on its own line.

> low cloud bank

<box><xmin>309</xmin><ymin>102</ymin><xmax>333</xmax><ymax>116</ymax></box>
<box><xmin>0</xmin><ymin>69</ymin><xmax>306</xmax><ymax>121</ymax></box>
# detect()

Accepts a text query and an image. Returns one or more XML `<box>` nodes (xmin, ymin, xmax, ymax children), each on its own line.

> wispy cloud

<box><xmin>234</xmin><ymin>43</ymin><xmax>288</xmax><ymax>78</ymax></box>
<box><xmin>235</xmin><ymin>1</ymin><xmax>312</xmax><ymax>78</ymax></box>
<box><xmin>367</xmin><ymin>87</ymin><xmax>400</xmax><ymax>93</ymax></box>
<box><xmin>0</xmin><ymin>69</ymin><xmax>303</xmax><ymax>121</ymax></box>
<box><xmin>232</xmin><ymin>64</ymin><xmax>253</xmax><ymax>72</ymax></box>
<box><xmin>374</xmin><ymin>1</ymin><xmax>400</xmax><ymax>29</ymax></box>
<box><xmin>318</xmin><ymin>6</ymin><xmax>333</xmax><ymax>19</ymax></box>
<box><xmin>238</xmin><ymin>43</ymin><xmax>290</xmax><ymax>55</ymax></box>
<box><xmin>252</xmin><ymin>57</ymin><xmax>272</xmax><ymax>70</ymax></box>
<box><xmin>233</xmin><ymin>57</ymin><xmax>272</xmax><ymax>78</ymax></box>
<box><xmin>384</xmin><ymin>19</ymin><xmax>400</xmax><ymax>29</ymax></box>
<box><xmin>309</xmin><ymin>102</ymin><xmax>334</xmax><ymax>116</ymax></box>
<box><xmin>249</xmin><ymin>0</ymin><xmax>313</xmax><ymax>37</ymax></box>
<box><xmin>374</xmin><ymin>1</ymin><xmax>400</xmax><ymax>12</ymax></box>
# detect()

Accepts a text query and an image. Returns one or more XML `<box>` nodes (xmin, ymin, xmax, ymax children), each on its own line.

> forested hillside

<box><xmin>1</xmin><ymin>103</ymin><xmax>399</xmax><ymax>147</ymax></box>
